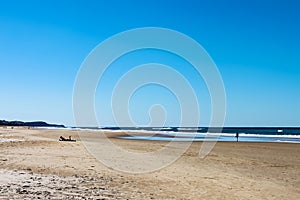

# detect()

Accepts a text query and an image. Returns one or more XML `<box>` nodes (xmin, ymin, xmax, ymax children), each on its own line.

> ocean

<box><xmin>75</xmin><ymin>127</ymin><xmax>300</xmax><ymax>143</ymax></box>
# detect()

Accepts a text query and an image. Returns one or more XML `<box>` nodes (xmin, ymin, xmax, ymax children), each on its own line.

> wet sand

<box><xmin>0</xmin><ymin>127</ymin><xmax>299</xmax><ymax>199</ymax></box>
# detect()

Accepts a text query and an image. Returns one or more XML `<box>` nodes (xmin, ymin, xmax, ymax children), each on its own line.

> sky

<box><xmin>0</xmin><ymin>0</ymin><xmax>300</xmax><ymax>127</ymax></box>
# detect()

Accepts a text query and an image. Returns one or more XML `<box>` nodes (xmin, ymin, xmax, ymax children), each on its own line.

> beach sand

<box><xmin>0</xmin><ymin>127</ymin><xmax>299</xmax><ymax>199</ymax></box>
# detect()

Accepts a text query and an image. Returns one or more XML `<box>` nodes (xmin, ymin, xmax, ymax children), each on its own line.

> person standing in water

<box><xmin>235</xmin><ymin>132</ymin><xmax>239</xmax><ymax>142</ymax></box>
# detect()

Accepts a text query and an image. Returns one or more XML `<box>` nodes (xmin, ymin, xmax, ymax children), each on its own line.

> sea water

<box><xmin>118</xmin><ymin>132</ymin><xmax>300</xmax><ymax>143</ymax></box>
<box><xmin>109</xmin><ymin>127</ymin><xmax>300</xmax><ymax>143</ymax></box>
<box><xmin>40</xmin><ymin>126</ymin><xmax>300</xmax><ymax>143</ymax></box>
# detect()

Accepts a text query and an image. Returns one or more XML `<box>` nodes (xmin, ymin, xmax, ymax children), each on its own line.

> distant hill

<box><xmin>0</xmin><ymin>120</ymin><xmax>65</xmax><ymax>128</ymax></box>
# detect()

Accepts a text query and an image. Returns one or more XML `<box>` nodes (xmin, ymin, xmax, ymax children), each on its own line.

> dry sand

<box><xmin>0</xmin><ymin>127</ymin><xmax>299</xmax><ymax>199</ymax></box>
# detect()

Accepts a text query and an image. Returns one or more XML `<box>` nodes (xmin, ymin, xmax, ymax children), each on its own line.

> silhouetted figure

<box><xmin>235</xmin><ymin>132</ymin><xmax>239</xmax><ymax>142</ymax></box>
<box><xmin>59</xmin><ymin>136</ymin><xmax>76</xmax><ymax>142</ymax></box>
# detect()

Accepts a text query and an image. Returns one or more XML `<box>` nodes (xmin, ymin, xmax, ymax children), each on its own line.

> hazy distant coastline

<box><xmin>0</xmin><ymin>120</ymin><xmax>65</xmax><ymax>128</ymax></box>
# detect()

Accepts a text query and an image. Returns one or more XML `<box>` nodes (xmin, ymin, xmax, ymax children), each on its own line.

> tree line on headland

<box><xmin>0</xmin><ymin>120</ymin><xmax>65</xmax><ymax>128</ymax></box>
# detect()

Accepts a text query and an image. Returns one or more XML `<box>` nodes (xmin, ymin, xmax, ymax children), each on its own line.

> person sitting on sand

<box><xmin>59</xmin><ymin>136</ymin><xmax>76</xmax><ymax>142</ymax></box>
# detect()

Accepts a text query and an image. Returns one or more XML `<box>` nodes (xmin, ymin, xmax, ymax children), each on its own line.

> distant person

<box><xmin>235</xmin><ymin>132</ymin><xmax>239</xmax><ymax>142</ymax></box>
<box><xmin>59</xmin><ymin>136</ymin><xmax>76</xmax><ymax>142</ymax></box>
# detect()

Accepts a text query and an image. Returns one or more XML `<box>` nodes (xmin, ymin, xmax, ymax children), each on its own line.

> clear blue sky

<box><xmin>0</xmin><ymin>0</ymin><xmax>299</xmax><ymax>127</ymax></box>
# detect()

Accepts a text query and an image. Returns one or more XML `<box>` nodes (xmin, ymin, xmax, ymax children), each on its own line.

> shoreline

<box><xmin>35</xmin><ymin>126</ymin><xmax>300</xmax><ymax>144</ymax></box>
